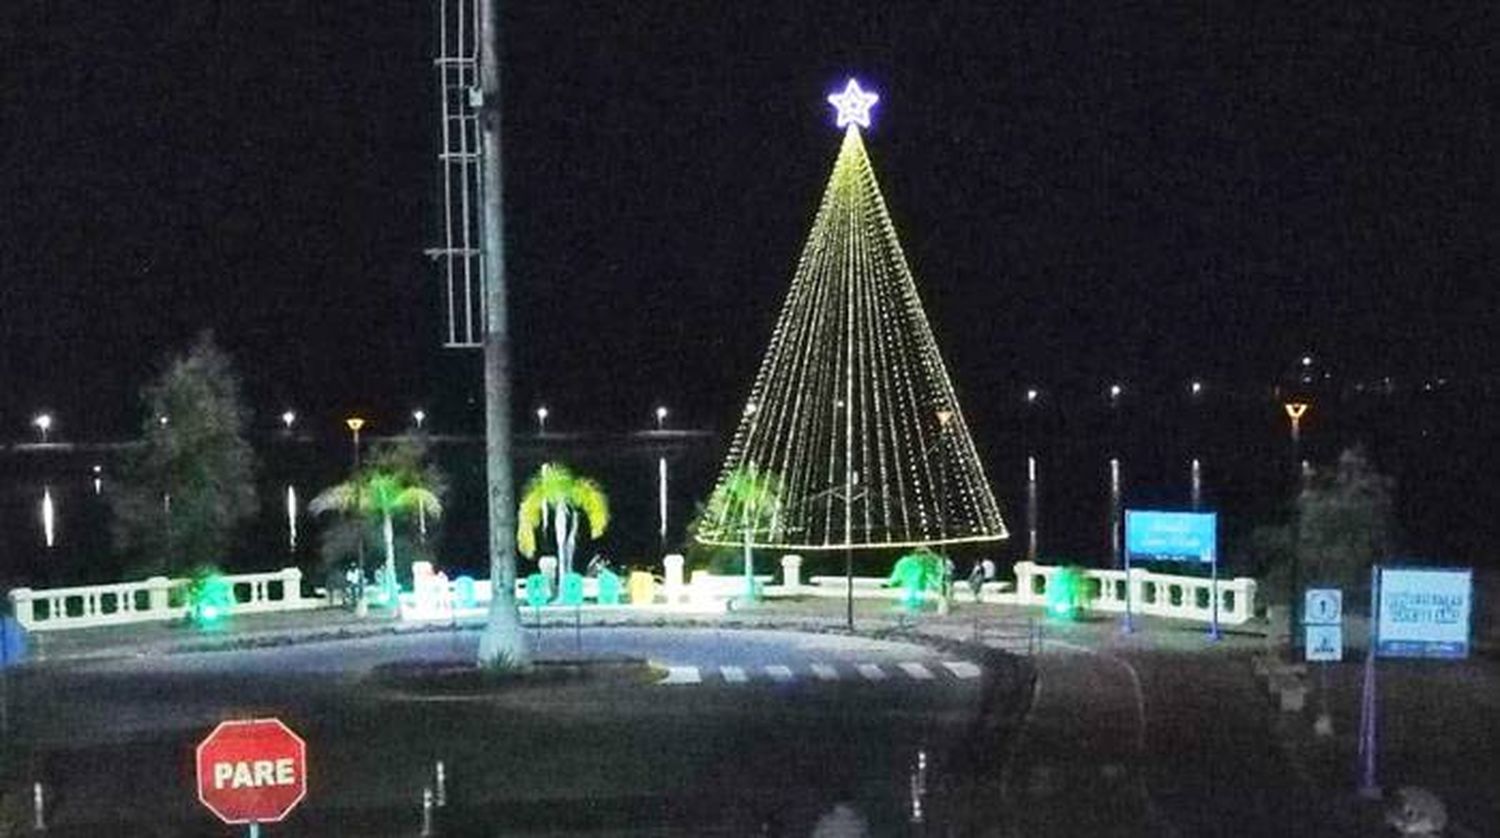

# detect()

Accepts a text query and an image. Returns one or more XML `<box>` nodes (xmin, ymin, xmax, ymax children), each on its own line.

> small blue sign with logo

<box><xmin>1124</xmin><ymin>511</ymin><xmax>1217</xmax><ymax>563</ymax></box>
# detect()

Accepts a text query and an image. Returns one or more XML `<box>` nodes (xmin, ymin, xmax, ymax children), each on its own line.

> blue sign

<box><xmin>1305</xmin><ymin>624</ymin><xmax>1343</xmax><ymax>662</ymax></box>
<box><xmin>1124</xmin><ymin>511</ymin><xmax>1217</xmax><ymax>563</ymax></box>
<box><xmin>1377</xmin><ymin>567</ymin><xmax>1472</xmax><ymax>659</ymax></box>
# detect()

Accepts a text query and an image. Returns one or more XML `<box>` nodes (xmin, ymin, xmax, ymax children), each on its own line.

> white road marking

<box><xmin>810</xmin><ymin>663</ymin><xmax>841</xmax><ymax>681</ymax></box>
<box><xmin>899</xmin><ymin>662</ymin><xmax>935</xmax><ymax>680</ymax></box>
<box><xmin>856</xmin><ymin>663</ymin><xmax>887</xmax><ymax>681</ymax></box>
<box><xmin>942</xmin><ymin>660</ymin><xmax>982</xmax><ymax>679</ymax></box>
<box><xmin>660</xmin><ymin>666</ymin><xmax>701</xmax><ymax>685</ymax></box>
<box><xmin>765</xmin><ymin>665</ymin><xmax>794</xmax><ymax>682</ymax></box>
<box><xmin>720</xmin><ymin>665</ymin><xmax>749</xmax><ymax>684</ymax></box>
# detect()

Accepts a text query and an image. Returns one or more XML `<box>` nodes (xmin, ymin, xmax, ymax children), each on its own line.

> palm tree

<box><xmin>517</xmin><ymin>463</ymin><xmax>609</xmax><ymax>593</ymax></box>
<box><xmin>702</xmin><ymin>465</ymin><xmax>783</xmax><ymax>601</ymax></box>
<box><xmin>311</xmin><ymin>471</ymin><xmax>442</xmax><ymax>606</ymax></box>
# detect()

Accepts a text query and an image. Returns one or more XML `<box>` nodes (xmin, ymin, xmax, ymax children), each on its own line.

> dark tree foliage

<box><xmin>1296</xmin><ymin>447</ymin><xmax>1397</xmax><ymax>595</ymax></box>
<box><xmin>315</xmin><ymin>435</ymin><xmax>448</xmax><ymax>583</ymax></box>
<box><xmin>110</xmin><ymin>332</ymin><xmax>259</xmax><ymax>575</ymax></box>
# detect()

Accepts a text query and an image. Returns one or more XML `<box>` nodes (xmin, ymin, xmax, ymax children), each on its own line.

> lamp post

<box><xmin>281</xmin><ymin>410</ymin><xmax>296</xmax><ymax>432</ymax></box>
<box><xmin>346</xmin><ymin>416</ymin><xmax>366</xmax><ymax>614</ymax></box>
<box><xmin>535</xmin><ymin>406</ymin><xmax>548</xmax><ymax>436</ymax></box>
<box><xmin>1283</xmin><ymin>400</ymin><xmax>1310</xmax><ymax>653</ymax></box>
<box><xmin>412</xmin><ymin>409</ymin><xmax>427</xmax><ymax>431</ymax></box>
<box><xmin>33</xmin><ymin>415</ymin><xmax>55</xmax><ymax>547</ymax></box>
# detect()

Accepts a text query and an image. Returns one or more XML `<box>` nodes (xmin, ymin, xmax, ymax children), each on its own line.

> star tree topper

<box><xmin>827</xmin><ymin>78</ymin><xmax>879</xmax><ymax>129</ymax></box>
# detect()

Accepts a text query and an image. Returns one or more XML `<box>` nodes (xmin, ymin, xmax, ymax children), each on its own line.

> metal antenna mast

<box><xmin>427</xmin><ymin>0</ymin><xmax>484</xmax><ymax>347</ymax></box>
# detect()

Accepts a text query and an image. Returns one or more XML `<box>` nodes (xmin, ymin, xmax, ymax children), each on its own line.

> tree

<box><xmin>311</xmin><ymin>458</ymin><xmax>443</xmax><ymax>607</ymax></box>
<box><xmin>516</xmin><ymin>463</ymin><xmax>609</xmax><ymax>593</ymax></box>
<box><xmin>701</xmin><ymin>464</ymin><xmax>783</xmax><ymax>601</ymax></box>
<box><xmin>110</xmin><ymin>332</ymin><xmax>259</xmax><ymax>575</ymax></box>
<box><xmin>1296</xmin><ymin>447</ymin><xmax>1396</xmax><ymax>595</ymax></box>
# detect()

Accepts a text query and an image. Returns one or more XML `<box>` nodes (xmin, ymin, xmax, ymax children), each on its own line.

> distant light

<box><xmin>412</xmin><ymin>409</ymin><xmax>426</xmax><ymax>429</ymax></box>
<box><xmin>158</xmin><ymin>415</ymin><xmax>169</xmax><ymax>426</ymax></box>
<box><xmin>42</xmin><ymin>487</ymin><xmax>55</xmax><ymax>548</ymax></box>
<box><xmin>827</xmin><ymin>78</ymin><xmax>879</xmax><ymax>129</ymax></box>
<box><xmin>281</xmin><ymin>410</ymin><xmax>296</xmax><ymax>429</ymax></box>
<box><xmin>536</xmin><ymin>407</ymin><xmax>548</xmax><ymax>420</ymax></box>
<box><xmin>654</xmin><ymin>406</ymin><xmax>668</xmax><ymax>431</ymax></box>
<box><xmin>1190</xmin><ymin>381</ymin><xmax>1203</xmax><ymax>396</ymax></box>
<box><xmin>1025</xmin><ymin>388</ymin><xmax>1038</xmax><ymax>403</ymax></box>
<box><xmin>1301</xmin><ymin>355</ymin><xmax>1313</xmax><ymax>367</ymax></box>
<box><xmin>345</xmin><ymin>416</ymin><xmax>365</xmax><ymax>433</ymax></box>
<box><xmin>33</xmin><ymin>413</ymin><xmax>53</xmax><ymax>433</ymax></box>
<box><xmin>1109</xmin><ymin>384</ymin><xmax>1122</xmax><ymax>399</ymax></box>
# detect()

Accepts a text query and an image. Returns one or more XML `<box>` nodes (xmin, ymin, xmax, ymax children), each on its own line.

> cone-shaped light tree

<box><xmin>696</xmin><ymin>79</ymin><xmax>1007</xmax><ymax>554</ymax></box>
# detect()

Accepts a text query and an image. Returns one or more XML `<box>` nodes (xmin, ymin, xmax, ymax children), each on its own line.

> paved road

<box><xmin>3</xmin><ymin>627</ymin><xmax>1003</xmax><ymax>836</ymax></box>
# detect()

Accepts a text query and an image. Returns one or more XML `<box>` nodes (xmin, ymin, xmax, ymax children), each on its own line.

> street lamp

<box><xmin>1283</xmin><ymin>400</ymin><xmax>1310</xmax><ymax>651</ymax></box>
<box><xmin>345</xmin><ymin>416</ymin><xmax>367</xmax><ymax>614</ymax></box>
<box><xmin>654</xmin><ymin>405</ymin><xmax>668</xmax><ymax>431</ymax></box>
<box><xmin>1190</xmin><ymin>380</ymin><xmax>1203</xmax><ymax>397</ymax></box>
<box><xmin>32</xmin><ymin>413</ymin><xmax>52</xmax><ymax>444</ymax></box>
<box><xmin>535</xmin><ymin>406</ymin><xmax>548</xmax><ymax>435</ymax></box>
<box><xmin>412</xmin><ymin>409</ymin><xmax>427</xmax><ymax>431</ymax></box>
<box><xmin>1109</xmin><ymin>383</ymin><xmax>1123</xmax><ymax>403</ymax></box>
<box><xmin>281</xmin><ymin>410</ymin><xmax>296</xmax><ymax>431</ymax></box>
<box><xmin>1025</xmin><ymin>388</ymin><xmax>1038</xmax><ymax>404</ymax></box>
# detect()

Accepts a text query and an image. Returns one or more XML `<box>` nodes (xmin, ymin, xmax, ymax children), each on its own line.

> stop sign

<box><xmin>196</xmin><ymin>718</ymin><xmax>308</xmax><ymax>824</ymax></box>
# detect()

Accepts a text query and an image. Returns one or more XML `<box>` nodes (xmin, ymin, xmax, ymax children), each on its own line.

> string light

<box><xmin>699</xmin><ymin>82</ymin><xmax>1007</xmax><ymax>550</ymax></box>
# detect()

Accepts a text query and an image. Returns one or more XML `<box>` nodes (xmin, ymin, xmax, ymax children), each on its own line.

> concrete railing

<box><xmin>7</xmin><ymin>568</ymin><xmax>319</xmax><ymax>631</ymax></box>
<box><xmin>1007</xmin><ymin>560</ymin><xmax>1257</xmax><ymax>625</ymax></box>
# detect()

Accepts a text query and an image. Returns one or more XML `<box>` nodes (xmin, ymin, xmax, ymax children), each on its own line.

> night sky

<box><xmin>2</xmin><ymin>2</ymin><xmax>1495</xmax><ymax>441</ymax></box>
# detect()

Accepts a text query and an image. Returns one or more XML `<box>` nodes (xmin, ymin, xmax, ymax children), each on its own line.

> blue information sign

<box><xmin>1376</xmin><ymin>567</ymin><xmax>1472</xmax><ymax>659</ymax></box>
<box><xmin>1124</xmin><ymin>511</ymin><xmax>1217</xmax><ymax>563</ymax></box>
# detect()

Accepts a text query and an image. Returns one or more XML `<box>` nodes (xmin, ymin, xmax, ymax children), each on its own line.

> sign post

<box><xmin>1304</xmin><ymin>587</ymin><xmax>1342</xmax><ymax>737</ymax></box>
<box><xmin>196</xmin><ymin>718</ymin><xmax>308</xmax><ymax>831</ymax></box>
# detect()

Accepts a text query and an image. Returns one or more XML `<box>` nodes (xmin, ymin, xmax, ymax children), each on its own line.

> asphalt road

<box><xmin>2</xmin><ymin>627</ymin><xmax>1005</xmax><ymax>836</ymax></box>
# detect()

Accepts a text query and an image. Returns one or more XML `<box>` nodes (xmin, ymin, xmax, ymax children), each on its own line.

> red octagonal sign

<box><xmin>196</xmin><ymin>718</ymin><xmax>308</xmax><ymax>824</ymax></box>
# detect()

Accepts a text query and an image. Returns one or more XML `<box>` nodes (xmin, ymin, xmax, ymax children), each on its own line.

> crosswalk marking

<box><xmin>720</xmin><ymin>665</ymin><xmax>749</xmax><ymax>683</ymax></box>
<box><xmin>899</xmin><ymin>662</ymin><xmax>934</xmax><ymax>680</ymax></box>
<box><xmin>660</xmin><ymin>666</ymin><xmax>701</xmax><ymax>685</ymax></box>
<box><xmin>655</xmin><ymin>659</ymin><xmax>982</xmax><ymax>687</ymax></box>
<box><xmin>942</xmin><ymin>661</ymin><xmax>982</xmax><ymax>679</ymax></box>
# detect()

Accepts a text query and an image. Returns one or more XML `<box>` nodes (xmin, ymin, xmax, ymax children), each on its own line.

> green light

<box><xmin>1046</xmin><ymin>566</ymin><xmax>1087</xmax><ymax>621</ymax></box>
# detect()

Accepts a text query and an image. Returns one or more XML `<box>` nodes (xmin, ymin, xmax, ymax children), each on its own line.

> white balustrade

<box><xmin>1007</xmin><ymin>561</ymin><xmax>1257</xmax><ymax>625</ymax></box>
<box><xmin>7</xmin><ymin>567</ymin><xmax>320</xmax><ymax>631</ymax></box>
<box><xmin>663</xmin><ymin>554</ymin><xmax>686</xmax><ymax>603</ymax></box>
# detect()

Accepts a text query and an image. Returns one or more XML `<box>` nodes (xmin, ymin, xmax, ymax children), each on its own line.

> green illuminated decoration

<box><xmin>525</xmin><ymin>572</ymin><xmax>552</xmax><ymax>609</ymax></box>
<box><xmin>517</xmin><ymin>463</ymin><xmax>610</xmax><ymax>595</ymax></box>
<box><xmin>558</xmin><ymin>572</ymin><xmax>585</xmax><ymax>606</ymax></box>
<box><xmin>1047</xmin><ymin>566</ymin><xmax>1088</xmax><ymax>620</ymax></box>
<box><xmin>185</xmin><ymin>567</ymin><xmax>234</xmax><ymax>628</ymax></box>
<box><xmin>696</xmin><ymin>84</ymin><xmax>1007</xmax><ymax>552</ymax></box>
<box><xmin>887</xmin><ymin>549</ymin><xmax>947</xmax><ymax>611</ymax></box>
<box><xmin>596</xmin><ymin>568</ymin><xmax>622</xmax><ymax>605</ymax></box>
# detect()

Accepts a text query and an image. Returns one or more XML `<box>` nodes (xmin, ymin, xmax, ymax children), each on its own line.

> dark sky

<box><xmin>2</xmin><ymin>1</ymin><xmax>1495</xmax><ymax>441</ymax></box>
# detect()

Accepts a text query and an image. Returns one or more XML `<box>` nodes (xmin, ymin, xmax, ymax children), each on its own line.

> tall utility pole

<box><xmin>474</xmin><ymin>0</ymin><xmax>529</xmax><ymax>667</ymax></box>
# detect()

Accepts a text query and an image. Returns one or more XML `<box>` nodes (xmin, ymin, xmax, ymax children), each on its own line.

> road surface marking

<box><xmin>765</xmin><ymin>665</ymin><xmax>794</xmax><ymax>682</ymax></box>
<box><xmin>810</xmin><ymin>663</ymin><xmax>840</xmax><ymax>681</ymax></box>
<box><xmin>660</xmin><ymin>666</ymin><xmax>701</xmax><ymax>685</ymax></box>
<box><xmin>899</xmin><ymin>662</ymin><xmax>935</xmax><ymax>680</ymax></box>
<box><xmin>720</xmin><ymin>666</ymin><xmax>749</xmax><ymax>684</ymax></box>
<box><xmin>856</xmin><ymin>663</ymin><xmax>887</xmax><ymax>681</ymax></box>
<box><xmin>942</xmin><ymin>661</ymin><xmax>982</xmax><ymax>679</ymax></box>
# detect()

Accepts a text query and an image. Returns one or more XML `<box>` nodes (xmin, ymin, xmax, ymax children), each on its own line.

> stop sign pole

<box><xmin>196</xmin><ymin>718</ymin><xmax>308</xmax><ymax>833</ymax></box>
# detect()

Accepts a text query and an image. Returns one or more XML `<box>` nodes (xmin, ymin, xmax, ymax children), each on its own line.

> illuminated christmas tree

<box><xmin>697</xmin><ymin>80</ymin><xmax>1008</xmax><ymax>551</ymax></box>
